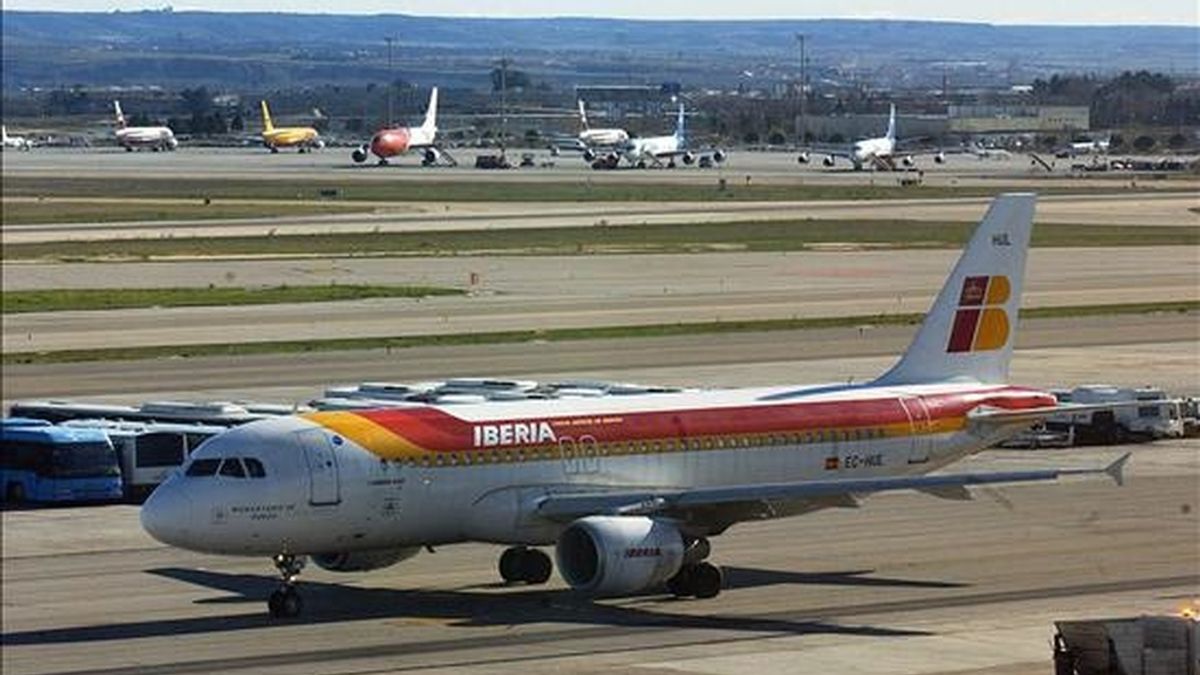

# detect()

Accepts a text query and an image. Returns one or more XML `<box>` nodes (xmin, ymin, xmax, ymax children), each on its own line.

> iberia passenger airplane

<box><xmin>142</xmin><ymin>193</ymin><xmax>1128</xmax><ymax>618</ymax></box>
<box><xmin>259</xmin><ymin>100</ymin><xmax>323</xmax><ymax>153</ymax></box>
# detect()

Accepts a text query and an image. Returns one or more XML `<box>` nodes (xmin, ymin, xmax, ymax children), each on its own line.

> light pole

<box><xmin>384</xmin><ymin>36</ymin><xmax>396</xmax><ymax>127</ymax></box>
<box><xmin>796</xmin><ymin>33</ymin><xmax>807</xmax><ymax>146</ymax></box>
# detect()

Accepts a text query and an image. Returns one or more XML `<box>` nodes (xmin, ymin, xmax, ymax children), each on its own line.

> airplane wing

<box><xmin>535</xmin><ymin>454</ymin><xmax>1128</xmax><ymax>525</ymax></box>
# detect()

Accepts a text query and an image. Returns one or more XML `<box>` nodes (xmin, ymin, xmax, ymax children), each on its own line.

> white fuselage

<box><xmin>580</xmin><ymin>128</ymin><xmax>630</xmax><ymax>147</ymax></box>
<box><xmin>117</xmin><ymin>126</ymin><xmax>177</xmax><ymax>150</ymax></box>
<box><xmin>141</xmin><ymin>380</ymin><xmax>1045</xmax><ymax>557</ymax></box>
<box><xmin>627</xmin><ymin>134</ymin><xmax>681</xmax><ymax>161</ymax></box>
<box><xmin>851</xmin><ymin>136</ymin><xmax>896</xmax><ymax>167</ymax></box>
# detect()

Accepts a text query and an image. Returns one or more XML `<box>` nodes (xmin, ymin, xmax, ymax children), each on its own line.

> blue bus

<box><xmin>1</xmin><ymin>418</ymin><xmax>123</xmax><ymax>504</ymax></box>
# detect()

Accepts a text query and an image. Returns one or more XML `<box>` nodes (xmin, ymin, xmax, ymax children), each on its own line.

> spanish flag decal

<box><xmin>946</xmin><ymin>275</ymin><xmax>1010</xmax><ymax>353</ymax></box>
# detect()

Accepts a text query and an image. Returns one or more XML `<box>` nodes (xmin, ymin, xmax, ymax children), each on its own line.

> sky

<box><xmin>4</xmin><ymin>0</ymin><xmax>1198</xmax><ymax>25</ymax></box>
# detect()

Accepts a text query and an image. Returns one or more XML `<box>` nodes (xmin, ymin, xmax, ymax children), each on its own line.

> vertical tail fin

<box><xmin>1</xmin><ymin>125</ymin><xmax>8</xmax><ymax>142</ymax></box>
<box><xmin>873</xmin><ymin>193</ymin><xmax>1036</xmax><ymax>386</ymax></box>
<box><xmin>578</xmin><ymin>99</ymin><xmax>590</xmax><ymax>130</ymax></box>
<box><xmin>885</xmin><ymin>103</ymin><xmax>896</xmax><ymax>142</ymax></box>
<box><xmin>421</xmin><ymin>87</ymin><xmax>438</xmax><ymax>132</ymax></box>
<box><xmin>674</xmin><ymin>103</ymin><xmax>686</xmax><ymax>141</ymax></box>
<box><xmin>113</xmin><ymin>100</ymin><xmax>127</xmax><ymax>128</ymax></box>
<box><xmin>260</xmin><ymin>100</ymin><xmax>274</xmax><ymax>133</ymax></box>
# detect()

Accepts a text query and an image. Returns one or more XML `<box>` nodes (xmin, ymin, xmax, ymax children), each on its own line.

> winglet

<box><xmin>1105</xmin><ymin>452</ymin><xmax>1131</xmax><ymax>487</ymax></box>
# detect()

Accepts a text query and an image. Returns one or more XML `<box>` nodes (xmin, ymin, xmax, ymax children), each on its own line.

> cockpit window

<box><xmin>218</xmin><ymin>458</ymin><xmax>246</xmax><ymax>478</ymax></box>
<box><xmin>244</xmin><ymin>457</ymin><xmax>266</xmax><ymax>478</ymax></box>
<box><xmin>185</xmin><ymin>458</ymin><xmax>220</xmax><ymax>477</ymax></box>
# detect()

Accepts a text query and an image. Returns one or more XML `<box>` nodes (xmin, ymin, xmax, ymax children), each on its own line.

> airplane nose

<box><xmin>141</xmin><ymin>483</ymin><xmax>195</xmax><ymax>548</ymax></box>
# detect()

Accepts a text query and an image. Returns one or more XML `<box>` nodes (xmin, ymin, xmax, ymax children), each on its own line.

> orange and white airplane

<box><xmin>142</xmin><ymin>193</ymin><xmax>1127</xmax><ymax>618</ymax></box>
<box><xmin>260</xmin><ymin>100</ymin><xmax>323</xmax><ymax>153</ymax></box>
<box><xmin>351</xmin><ymin>87</ymin><xmax>446</xmax><ymax>166</ymax></box>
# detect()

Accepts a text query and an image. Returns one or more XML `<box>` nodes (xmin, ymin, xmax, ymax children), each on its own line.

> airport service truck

<box><xmin>1047</xmin><ymin>385</ymin><xmax>1184</xmax><ymax>444</ymax></box>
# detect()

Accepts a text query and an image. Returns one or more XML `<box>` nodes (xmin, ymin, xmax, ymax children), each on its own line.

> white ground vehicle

<box><xmin>1048</xmin><ymin>386</ymin><xmax>1184</xmax><ymax>443</ymax></box>
<box><xmin>63</xmin><ymin>420</ymin><xmax>224</xmax><ymax>500</ymax></box>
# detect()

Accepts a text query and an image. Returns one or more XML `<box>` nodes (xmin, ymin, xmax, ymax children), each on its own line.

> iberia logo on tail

<box><xmin>946</xmin><ymin>275</ymin><xmax>1010</xmax><ymax>353</ymax></box>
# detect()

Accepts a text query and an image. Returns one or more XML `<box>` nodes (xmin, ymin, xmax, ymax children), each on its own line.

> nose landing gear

<box><xmin>267</xmin><ymin>553</ymin><xmax>306</xmax><ymax>618</ymax></box>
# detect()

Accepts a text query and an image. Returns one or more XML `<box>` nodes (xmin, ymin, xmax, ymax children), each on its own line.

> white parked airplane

<box><xmin>113</xmin><ymin>100</ymin><xmax>178</xmax><ymax>152</ymax></box>
<box><xmin>143</xmin><ymin>193</ymin><xmax>1127</xmax><ymax>618</ymax></box>
<box><xmin>798</xmin><ymin>104</ymin><xmax>944</xmax><ymax>171</ymax></box>
<box><xmin>2</xmin><ymin>125</ymin><xmax>32</xmax><ymax>150</ymax></box>
<box><xmin>606</xmin><ymin>104</ymin><xmax>726</xmax><ymax>169</ymax></box>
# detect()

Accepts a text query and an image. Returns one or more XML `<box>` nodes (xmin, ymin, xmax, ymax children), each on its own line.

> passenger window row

<box><xmin>185</xmin><ymin>457</ymin><xmax>266</xmax><ymax>478</ymax></box>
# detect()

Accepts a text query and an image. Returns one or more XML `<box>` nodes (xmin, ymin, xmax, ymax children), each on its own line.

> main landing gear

<box><xmin>667</xmin><ymin>537</ymin><xmax>723</xmax><ymax>599</ymax></box>
<box><xmin>498</xmin><ymin>546</ymin><xmax>552</xmax><ymax>585</ymax></box>
<box><xmin>267</xmin><ymin>553</ymin><xmax>306</xmax><ymax>618</ymax></box>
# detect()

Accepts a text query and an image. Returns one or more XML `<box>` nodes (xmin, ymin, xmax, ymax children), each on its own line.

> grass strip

<box><xmin>5</xmin><ymin>301</ymin><xmax>1195</xmax><ymax>365</ymax></box>
<box><xmin>1</xmin><ymin>200</ymin><xmax>369</xmax><ymax>225</ymax></box>
<box><xmin>5</xmin><ymin>221</ymin><xmax>1195</xmax><ymax>262</ymax></box>
<box><xmin>3</xmin><ymin>176</ymin><xmax>1191</xmax><ymax>204</ymax></box>
<box><xmin>1</xmin><ymin>285</ymin><xmax>465</xmax><ymax>314</ymax></box>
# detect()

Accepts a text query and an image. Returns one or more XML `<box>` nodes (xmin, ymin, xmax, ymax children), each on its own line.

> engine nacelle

<box><xmin>934</xmin><ymin>151</ymin><xmax>946</xmax><ymax>164</ymax></box>
<box><xmin>582</xmin><ymin>148</ymin><xmax>597</xmax><ymax>163</ymax></box>
<box><xmin>902</xmin><ymin>155</ymin><xmax>915</xmax><ymax>167</ymax></box>
<box><xmin>682</xmin><ymin>151</ymin><xmax>696</xmax><ymax>165</ymax></box>
<box><xmin>311</xmin><ymin>546</ymin><xmax>420</xmax><ymax>572</ymax></box>
<box><xmin>797</xmin><ymin>151</ymin><xmax>810</xmax><ymax>164</ymax></box>
<box><xmin>822</xmin><ymin>155</ymin><xmax>836</xmax><ymax>167</ymax></box>
<box><xmin>422</xmin><ymin>147</ymin><xmax>440</xmax><ymax>166</ymax></box>
<box><xmin>314</xmin><ymin>139</ymin><xmax>326</xmax><ymax>149</ymax></box>
<box><xmin>351</xmin><ymin>145</ymin><xmax>370</xmax><ymax>163</ymax></box>
<box><xmin>712</xmin><ymin>149</ymin><xmax>727</xmax><ymax>164</ymax></box>
<box><xmin>555</xmin><ymin>516</ymin><xmax>685</xmax><ymax>596</ymax></box>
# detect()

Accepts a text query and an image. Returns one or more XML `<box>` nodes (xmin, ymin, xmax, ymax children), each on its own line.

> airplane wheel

<box><xmin>522</xmin><ymin>549</ymin><xmax>552</xmax><ymax>584</ymax></box>
<box><xmin>268</xmin><ymin>586</ymin><xmax>302</xmax><ymax>618</ymax></box>
<box><xmin>125</xmin><ymin>146</ymin><xmax>134</xmax><ymax>152</ymax></box>
<box><xmin>270</xmin><ymin>147</ymin><xmax>279</xmax><ymax>154</ymax></box>
<box><xmin>668</xmin><ymin>562</ymin><xmax>722</xmax><ymax>599</ymax></box>
<box><xmin>499</xmin><ymin>547</ymin><xmax>552</xmax><ymax>584</ymax></box>
<box><xmin>691</xmin><ymin>563</ymin><xmax>723</xmax><ymax>599</ymax></box>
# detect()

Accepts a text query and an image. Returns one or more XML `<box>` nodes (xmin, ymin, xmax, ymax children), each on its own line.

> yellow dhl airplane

<box><xmin>259</xmin><ymin>100</ymin><xmax>323</xmax><ymax>153</ymax></box>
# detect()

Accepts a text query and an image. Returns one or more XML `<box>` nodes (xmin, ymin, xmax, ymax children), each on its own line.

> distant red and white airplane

<box><xmin>112</xmin><ymin>100</ymin><xmax>177</xmax><ymax>152</ymax></box>
<box><xmin>142</xmin><ymin>193</ymin><xmax>1127</xmax><ymax>618</ymax></box>
<box><xmin>352</xmin><ymin>88</ymin><xmax>448</xmax><ymax>166</ymax></box>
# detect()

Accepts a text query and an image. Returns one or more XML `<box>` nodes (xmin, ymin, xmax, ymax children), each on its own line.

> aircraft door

<box><xmin>295</xmin><ymin>429</ymin><xmax>341</xmax><ymax>505</ymax></box>
<box><xmin>899</xmin><ymin>397</ymin><xmax>934</xmax><ymax>465</ymax></box>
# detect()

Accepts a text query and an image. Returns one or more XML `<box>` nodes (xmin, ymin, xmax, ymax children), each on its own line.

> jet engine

<box><xmin>314</xmin><ymin>139</ymin><xmax>327</xmax><ymax>149</ymax></box>
<box><xmin>682</xmin><ymin>152</ymin><xmax>696</xmax><ymax>165</ymax></box>
<box><xmin>822</xmin><ymin>155</ymin><xmax>836</xmax><ymax>167</ymax></box>
<box><xmin>311</xmin><ymin>546</ymin><xmax>420</xmax><ymax>572</ymax></box>
<box><xmin>902</xmin><ymin>155</ymin><xmax>915</xmax><ymax>167</ymax></box>
<box><xmin>712</xmin><ymin>149</ymin><xmax>727</xmax><ymax>164</ymax></box>
<box><xmin>797</xmin><ymin>151</ymin><xmax>810</xmax><ymax>164</ymax></box>
<box><xmin>422</xmin><ymin>148</ymin><xmax>440</xmax><ymax>166</ymax></box>
<box><xmin>351</xmin><ymin>145</ymin><xmax>370</xmax><ymax>163</ymax></box>
<box><xmin>934</xmin><ymin>151</ymin><xmax>946</xmax><ymax>164</ymax></box>
<box><xmin>582</xmin><ymin>148</ymin><xmax>597</xmax><ymax>163</ymax></box>
<box><xmin>555</xmin><ymin>515</ymin><xmax>685</xmax><ymax>596</ymax></box>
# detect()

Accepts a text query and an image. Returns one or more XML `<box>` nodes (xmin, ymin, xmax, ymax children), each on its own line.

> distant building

<box><xmin>800</xmin><ymin>111</ymin><xmax>948</xmax><ymax>142</ymax></box>
<box><xmin>948</xmin><ymin>105</ymin><xmax>1089</xmax><ymax>133</ymax></box>
<box><xmin>573</xmin><ymin>84</ymin><xmax>681</xmax><ymax>120</ymax></box>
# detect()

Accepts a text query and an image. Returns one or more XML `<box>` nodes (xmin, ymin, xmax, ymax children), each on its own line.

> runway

<box><xmin>3</xmin><ymin>441</ymin><xmax>1196</xmax><ymax>675</ymax></box>
<box><xmin>5</xmin><ymin>246</ymin><xmax>1197</xmax><ymax>354</ymax></box>
<box><xmin>4</xmin><ymin>192</ymin><xmax>1196</xmax><ymax>244</ymax></box>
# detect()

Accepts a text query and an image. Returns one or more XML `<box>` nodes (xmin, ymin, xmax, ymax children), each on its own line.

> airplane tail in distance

<box><xmin>577</xmin><ymin>100</ymin><xmax>590</xmax><ymax>130</ymax></box>
<box><xmin>674</xmin><ymin>103</ymin><xmax>686</xmax><ymax>141</ymax></box>
<box><xmin>1</xmin><ymin>125</ymin><xmax>8</xmax><ymax>142</ymax></box>
<box><xmin>260</xmin><ymin>101</ymin><xmax>274</xmax><ymax>133</ymax></box>
<box><xmin>421</xmin><ymin>87</ymin><xmax>438</xmax><ymax>132</ymax></box>
<box><xmin>114</xmin><ymin>100</ymin><xmax>127</xmax><ymax>128</ymax></box>
<box><xmin>885</xmin><ymin>103</ymin><xmax>896</xmax><ymax>142</ymax></box>
<box><xmin>873</xmin><ymin>193</ymin><xmax>1035</xmax><ymax>386</ymax></box>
